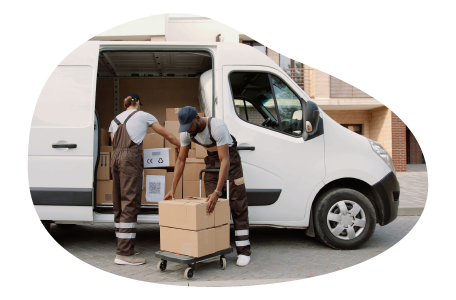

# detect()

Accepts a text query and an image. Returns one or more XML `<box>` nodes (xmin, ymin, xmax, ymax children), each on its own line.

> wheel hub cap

<box><xmin>326</xmin><ymin>200</ymin><xmax>367</xmax><ymax>241</ymax></box>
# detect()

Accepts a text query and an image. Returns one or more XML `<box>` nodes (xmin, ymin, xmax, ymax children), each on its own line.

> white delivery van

<box><xmin>29</xmin><ymin>41</ymin><xmax>399</xmax><ymax>250</ymax></box>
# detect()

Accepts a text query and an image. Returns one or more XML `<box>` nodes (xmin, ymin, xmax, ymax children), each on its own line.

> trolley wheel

<box><xmin>184</xmin><ymin>267</ymin><xmax>194</xmax><ymax>279</ymax></box>
<box><xmin>220</xmin><ymin>257</ymin><xmax>226</xmax><ymax>270</ymax></box>
<box><xmin>157</xmin><ymin>260</ymin><xmax>167</xmax><ymax>272</ymax></box>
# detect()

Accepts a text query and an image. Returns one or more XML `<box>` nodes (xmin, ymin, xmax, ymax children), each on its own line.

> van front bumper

<box><xmin>373</xmin><ymin>171</ymin><xmax>400</xmax><ymax>226</ymax></box>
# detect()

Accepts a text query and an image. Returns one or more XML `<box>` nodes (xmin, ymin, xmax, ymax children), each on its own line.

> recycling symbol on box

<box><xmin>158</xmin><ymin>158</ymin><xmax>164</xmax><ymax>164</ymax></box>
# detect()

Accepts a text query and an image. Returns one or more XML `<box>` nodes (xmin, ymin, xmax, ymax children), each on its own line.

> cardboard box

<box><xmin>143</xmin><ymin>133</ymin><xmax>164</xmax><ymax>149</ymax></box>
<box><xmin>166</xmin><ymin>108</ymin><xmax>182</xmax><ymax>121</ymax></box>
<box><xmin>147</xmin><ymin>127</ymin><xmax>155</xmax><ymax>133</ymax></box>
<box><xmin>188</xmin><ymin>149</ymin><xmax>196</xmax><ymax>158</ymax></box>
<box><xmin>195</xmin><ymin>144</ymin><xmax>207</xmax><ymax>159</ymax></box>
<box><xmin>96</xmin><ymin>180</ymin><xmax>113</xmax><ymax>205</ymax></box>
<box><xmin>164</xmin><ymin>121</ymin><xmax>180</xmax><ymax>148</ymax></box>
<box><xmin>100</xmin><ymin>128</ymin><xmax>110</xmax><ymax>146</ymax></box>
<box><xmin>100</xmin><ymin>145</ymin><xmax>112</xmax><ymax>153</ymax></box>
<box><xmin>160</xmin><ymin>226</ymin><xmax>215</xmax><ymax>257</ymax></box>
<box><xmin>143</xmin><ymin>148</ymin><xmax>177</xmax><ymax>168</ymax></box>
<box><xmin>183</xmin><ymin>180</ymin><xmax>206</xmax><ymax>198</ymax></box>
<box><xmin>198</xmin><ymin>112</ymin><xmax>205</xmax><ymax>118</ymax></box>
<box><xmin>215</xmin><ymin>224</ymin><xmax>230</xmax><ymax>252</ymax></box>
<box><xmin>183</xmin><ymin>158</ymin><xmax>205</xmax><ymax>181</ymax></box>
<box><xmin>166</xmin><ymin>172</ymin><xmax>183</xmax><ymax>199</ymax></box>
<box><xmin>159</xmin><ymin>197</ymin><xmax>229</xmax><ymax>230</ymax></box>
<box><xmin>142</xmin><ymin>169</ymin><xmax>167</xmax><ymax>204</ymax></box>
<box><xmin>97</xmin><ymin>152</ymin><xmax>111</xmax><ymax>180</ymax></box>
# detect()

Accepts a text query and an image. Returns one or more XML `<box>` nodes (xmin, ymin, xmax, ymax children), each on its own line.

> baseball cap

<box><xmin>125</xmin><ymin>92</ymin><xmax>143</xmax><ymax>105</ymax></box>
<box><xmin>178</xmin><ymin>106</ymin><xmax>198</xmax><ymax>132</ymax></box>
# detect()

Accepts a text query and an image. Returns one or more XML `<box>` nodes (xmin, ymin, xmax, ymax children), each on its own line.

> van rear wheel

<box><xmin>313</xmin><ymin>188</ymin><xmax>376</xmax><ymax>250</ymax></box>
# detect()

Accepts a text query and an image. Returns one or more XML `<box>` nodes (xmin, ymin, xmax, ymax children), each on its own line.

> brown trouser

<box><xmin>204</xmin><ymin>146</ymin><xmax>251</xmax><ymax>256</ymax></box>
<box><xmin>111</xmin><ymin>112</ymin><xmax>143</xmax><ymax>256</ymax></box>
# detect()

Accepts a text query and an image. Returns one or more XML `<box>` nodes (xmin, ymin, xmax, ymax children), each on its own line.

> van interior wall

<box><xmin>95</xmin><ymin>78</ymin><xmax>201</xmax><ymax>131</ymax></box>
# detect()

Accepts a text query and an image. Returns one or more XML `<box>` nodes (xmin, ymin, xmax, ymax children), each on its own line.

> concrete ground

<box><xmin>51</xmin><ymin>164</ymin><xmax>427</xmax><ymax>286</ymax></box>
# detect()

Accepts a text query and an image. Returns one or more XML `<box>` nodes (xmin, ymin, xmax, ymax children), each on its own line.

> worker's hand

<box><xmin>175</xmin><ymin>146</ymin><xmax>180</xmax><ymax>156</ymax></box>
<box><xmin>164</xmin><ymin>190</ymin><xmax>175</xmax><ymax>200</ymax></box>
<box><xmin>205</xmin><ymin>192</ymin><xmax>219</xmax><ymax>215</ymax></box>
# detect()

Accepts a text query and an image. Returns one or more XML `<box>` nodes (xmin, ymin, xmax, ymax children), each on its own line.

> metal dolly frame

<box><xmin>155</xmin><ymin>169</ymin><xmax>232</xmax><ymax>280</ymax></box>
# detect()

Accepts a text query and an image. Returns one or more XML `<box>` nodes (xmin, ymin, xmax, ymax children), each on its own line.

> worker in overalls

<box><xmin>164</xmin><ymin>106</ymin><xmax>251</xmax><ymax>266</ymax></box>
<box><xmin>109</xmin><ymin>93</ymin><xmax>181</xmax><ymax>265</ymax></box>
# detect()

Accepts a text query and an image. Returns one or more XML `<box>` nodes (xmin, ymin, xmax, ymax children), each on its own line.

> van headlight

<box><xmin>369</xmin><ymin>140</ymin><xmax>396</xmax><ymax>175</ymax></box>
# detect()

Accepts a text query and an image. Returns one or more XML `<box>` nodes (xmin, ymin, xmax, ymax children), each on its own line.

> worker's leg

<box><xmin>116</xmin><ymin>151</ymin><xmax>143</xmax><ymax>256</ymax></box>
<box><xmin>112</xmin><ymin>150</ymin><xmax>122</xmax><ymax>238</ymax></box>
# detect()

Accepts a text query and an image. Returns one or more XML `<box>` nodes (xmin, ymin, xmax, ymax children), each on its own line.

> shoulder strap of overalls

<box><xmin>114</xmin><ymin>110</ymin><xmax>140</xmax><ymax>125</ymax></box>
<box><xmin>207</xmin><ymin>117</ymin><xmax>217</xmax><ymax>145</ymax></box>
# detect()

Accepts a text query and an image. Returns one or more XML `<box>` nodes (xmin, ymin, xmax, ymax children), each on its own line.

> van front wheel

<box><xmin>313</xmin><ymin>189</ymin><xmax>376</xmax><ymax>250</ymax></box>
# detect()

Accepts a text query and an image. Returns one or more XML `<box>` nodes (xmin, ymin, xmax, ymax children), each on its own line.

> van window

<box><xmin>229</xmin><ymin>72</ymin><xmax>303</xmax><ymax>136</ymax></box>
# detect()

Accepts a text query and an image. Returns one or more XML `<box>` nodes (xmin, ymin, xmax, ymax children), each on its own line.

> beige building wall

<box><xmin>266</xmin><ymin>48</ymin><xmax>280</xmax><ymax>65</ymax></box>
<box><xmin>314</xmin><ymin>69</ymin><xmax>330</xmax><ymax>99</ymax></box>
<box><xmin>369</xmin><ymin>108</ymin><xmax>392</xmax><ymax>155</ymax></box>
<box><xmin>323</xmin><ymin>110</ymin><xmax>370</xmax><ymax>138</ymax></box>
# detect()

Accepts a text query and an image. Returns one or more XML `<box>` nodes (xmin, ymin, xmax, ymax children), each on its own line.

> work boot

<box><xmin>114</xmin><ymin>255</ymin><xmax>146</xmax><ymax>265</ymax></box>
<box><xmin>236</xmin><ymin>254</ymin><xmax>250</xmax><ymax>267</ymax></box>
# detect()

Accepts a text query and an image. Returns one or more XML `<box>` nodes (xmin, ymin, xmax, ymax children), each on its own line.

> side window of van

<box><xmin>230</xmin><ymin>72</ymin><xmax>303</xmax><ymax>136</ymax></box>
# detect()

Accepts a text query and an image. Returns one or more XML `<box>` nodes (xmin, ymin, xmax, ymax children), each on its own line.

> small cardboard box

<box><xmin>143</xmin><ymin>148</ymin><xmax>177</xmax><ymax>168</ymax></box>
<box><xmin>183</xmin><ymin>158</ymin><xmax>205</xmax><ymax>181</ymax></box>
<box><xmin>166</xmin><ymin>172</ymin><xmax>183</xmax><ymax>199</ymax></box>
<box><xmin>198</xmin><ymin>112</ymin><xmax>205</xmax><ymax>118</ymax></box>
<box><xmin>143</xmin><ymin>133</ymin><xmax>164</xmax><ymax>149</ymax></box>
<box><xmin>158</xmin><ymin>197</ymin><xmax>229</xmax><ymax>230</ymax></box>
<box><xmin>96</xmin><ymin>180</ymin><xmax>113</xmax><ymax>205</ymax></box>
<box><xmin>97</xmin><ymin>152</ymin><xmax>111</xmax><ymax>180</ymax></box>
<box><xmin>100</xmin><ymin>128</ymin><xmax>110</xmax><ymax>146</ymax></box>
<box><xmin>160</xmin><ymin>226</ymin><xmax>215</xmax><ymax>257</ymax></box>
<box><xmin>215</xmin><ymin>224</ymin><xmax>230</xmax><ymax>252</ymax></box>
<box><xmin>183</xmin><ymin>181</ymin><xmax>205</xmax><ymax>198</ymax></box>
<box><xmin>188</xmin><ymin>149</ymin><xmax>196</xmax><ymax>158</ymax></box>
<box><xmin>142</xmin><ymin>169</ymin><xmax>167</xmax><ymax>204</ymax></box>
<box><xmin>164</xmin><ymin>121</ymin><xmax>180</xmax><ymax>148</ymax></box>
<box><xmin>195</xmin><ymin>144</ymin><xmax>207</xmax><ymax>159</ymax></box>
<box><xmin>147</xmin><ymin>126</ymin><xmax>155</xmax><ymax>133</ymax></box>
<box><xmin>166</xmin><ymin>108</ymin><xmax>182</xmax><ymax>121</ymax></box>
<box><xmin>100</xmin><ymin>145</ymin><xmax>113</xmax><ymax>154</ymax></box>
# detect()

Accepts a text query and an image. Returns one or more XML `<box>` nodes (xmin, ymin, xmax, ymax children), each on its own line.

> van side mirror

<box><xmin>305</xmin><ymin>100</ymin><xmax>320</xmax><ymax>135</ymax></box>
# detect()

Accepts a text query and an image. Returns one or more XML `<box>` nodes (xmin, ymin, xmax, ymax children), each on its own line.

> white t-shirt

<box><xmin>180</xmin><ymin>118</ymin><xmax>234</xmax><ymax>147</ymax></box>
<box><xmin>108</xmin><ymin>109</ymin><xmax>157</xmax><ymax>145</ymax></box>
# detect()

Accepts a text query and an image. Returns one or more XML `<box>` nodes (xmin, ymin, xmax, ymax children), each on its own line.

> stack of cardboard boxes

<box><xmin>96</xmin><ymin>108</ymin><xmax>207</xmax><ymax>206</ymax></box>
<box><xmin>159</xmin><ymin>197</ymin><xmax>230</xmax><ymax>257</ymax></box>
<box><xmin>96</xmin><ymin>128</ymin><xmax>114</xmax><ymax>205</ymax></box>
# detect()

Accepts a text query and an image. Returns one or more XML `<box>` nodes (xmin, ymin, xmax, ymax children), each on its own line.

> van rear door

<box><xmin>29</xmin><ymin>41</ymin><xmax>100</xmax><ymax>221</ymax></box>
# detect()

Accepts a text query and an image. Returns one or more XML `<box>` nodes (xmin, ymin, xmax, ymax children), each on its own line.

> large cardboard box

<box><xmin>160</xmin><ymin>226</ymin><xmax>215</xmax><ymax>257</ymax></box>
<box><xmin>166</xmin><ymin>172</ymin><xmax>183</xmax><ymax>199</ymax></box>
<box><xmin>96</xmin><ymin>180</ymin><xmax>113</xmax><ymax>205</ymax></box>
<box><xmin>215</xmin><ymin>224</ymin><xmax>230</xmax><ymax>252</ymax></box>
<box><xmin>166</xmin><ymin>108</ymin><xmax>182</xmax><ymax>121</ymax></box>
<box><xmin>158</xmin><ymin>198</ymin><xmax>229</xmax><ymax>230</ymax></box>
<box><xmin>147</xmin><ymin>127</ymin><xmax>155</xmax><ymax>133</ymax></box>
<box><xmin>195</xmin><ymin>144</ymin><xmax>207</xmax><ymax>159</ymax></box>
<box><xmin>188</xmin><ymin>149</ymin><xmax>196</xmax><ymax>158</ymax></box>
<box><xmin>198</xmin><ymin>112</ymin><xmax>205</xmax><ymax>118</ymax></box>
<box><xmin>100</xmin><ymin>145</ymin><xmax>113</xmax><ymax>153</ymax></box>
<box><xmin>183</xmin><ymin>181</ymin><xmax>205</xmax><ymax>198</ymax></box>
<box><xmin>100</xmin><ymin>128</ymin><xmax>110</xmax><ymax>146</ymax></box>
<box><xmin>183</xmin><ymin>158</ymin><xmax>205</xmax><ymax>181</ymax></box>
<box><xmin>97</xmin><ymin>152</ymin><xmax>111</xmax><ymax>180</ymax></box>
<box><xmin>142</xmin><ymin>169</ymin><xmax>167</xmax><ymax>204</ymax></box>
<box><xmin>164</xmin><ymin>121</ymin><xmax>180</xmax><ymax>148</ymax></box>
<box><xmin>143</xmin><ymin>133</ymin><xmax>164</xmax><ymax>149</ymax></box>
<box><xmin>143</xmin><ymin>148</ymin><xmax>177</xmax><ymax>168</ymax></box>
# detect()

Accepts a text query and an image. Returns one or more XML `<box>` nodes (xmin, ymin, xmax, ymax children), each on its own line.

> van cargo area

<box><xmin>94</xmin><ymin>50</ymin><xmax>213</xmax><ymax>214</ymax></box>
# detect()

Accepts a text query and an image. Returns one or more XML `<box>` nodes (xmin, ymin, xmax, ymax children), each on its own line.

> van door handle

<box><xmin>52</xmin><ymin>144</ymin><xmax>77</xmax><ymax>149</ymax></box>
<box><xmin>237</xmin><ymin>146</ymin><xmax>255</xmax><ymax>151</ymax></box>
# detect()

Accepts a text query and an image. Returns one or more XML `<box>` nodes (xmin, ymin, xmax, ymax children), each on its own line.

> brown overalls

<box><xmin>111</xmin><ymin>110</ymin><xmax>143</xmax><ymax>256</ymax></box>
<box><xmin>191</xmin><ymin>117</ymin><xmax>251</xmax><ymax>256</ymax></box>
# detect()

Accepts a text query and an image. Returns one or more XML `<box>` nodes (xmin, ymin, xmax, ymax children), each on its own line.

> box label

<box><xmin>144</xmin><ymin>148</ymin><xmax>170</xmax><ymax>168</ymax></box>
<box><xmin>145</xmin><ymin>175</ymin><xmax>166</xmax><ymax>202</ymax></box>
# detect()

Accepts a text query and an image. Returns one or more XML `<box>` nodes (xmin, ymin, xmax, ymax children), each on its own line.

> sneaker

<box><xmin>114</xmin><ymin>255</ymin><xmax>146</xmax><ymax>265</ymax></box>
<box><xmin>134</xmin><ymin>249</ymin><xmax>140</xmax><ymax>255</ymax></box>
<box><xmin>236</xmin><ymin>255</ymin><xmax>250</xmax><ymax>267</ymax></box>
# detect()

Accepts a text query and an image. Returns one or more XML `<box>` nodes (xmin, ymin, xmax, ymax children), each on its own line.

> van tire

<box><xmin>41</xmin><ymin>220</ymin><xmax>51</xmax><ymax>232</ymax></box>
<box><xmin>313</xmin><ymin>188</ymin><xmax>376</xmax><ymax>250</ymax></box>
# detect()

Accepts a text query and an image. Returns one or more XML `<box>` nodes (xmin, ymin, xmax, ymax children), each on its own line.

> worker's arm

<box><xmin>110</xmin><ymin>133</ymin><xmax>113</xmax><ymax>143</ymax></box>
<box><xmin>206</xmin><ymin>144</ymin><xmax>230</xmax><ymax>214</ymax></box>
<box><xmin>164</xmin><ymin>144</ymin><xmax>190</xmax><ymax>200</ymax></box>
<box><xmin>151</xmin><ymin>122</ymin><xmax>181</xmax><ymax>149</ymax></box>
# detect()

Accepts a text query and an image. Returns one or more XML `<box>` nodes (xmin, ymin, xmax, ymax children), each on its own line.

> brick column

<box><xmin>391</xmin><ymin>112</ymin><xmax>407</xmax><ymax>172</ymax></box>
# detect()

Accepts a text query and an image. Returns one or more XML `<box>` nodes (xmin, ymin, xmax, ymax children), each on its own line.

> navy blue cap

<box><xmin>178</xmin><ymin>106</ymin><xmax>198</xmax><ymax>132</ymax></box>
<box><xmin>125</xmin><ymin>92</ymin><xmax>142</xmax><ymax>105</ymax></box>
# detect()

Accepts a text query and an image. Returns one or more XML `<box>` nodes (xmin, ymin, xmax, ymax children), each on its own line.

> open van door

<box><xmin>29</xmin><ymin>41</ymin><xmax>100</xmax><ymax>221</ymax></box>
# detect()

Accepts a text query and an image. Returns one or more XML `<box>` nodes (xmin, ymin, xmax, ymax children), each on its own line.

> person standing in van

<box><xmin>109</xmin><ymin>93</ymin><xmax>181</xmax><ymax>266</ymax></box>
<box><xmin>164</xmin><ymin>106</ymin><xmax>251</xmax><ymax>267</ymax></box>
